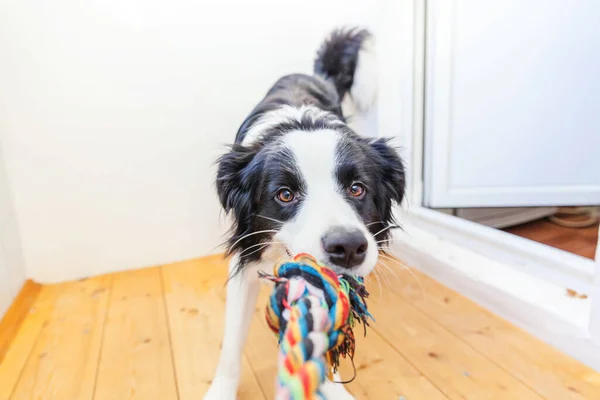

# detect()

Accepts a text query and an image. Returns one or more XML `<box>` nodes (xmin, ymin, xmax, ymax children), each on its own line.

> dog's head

<box><xmin>216</xmin><ymin>123</ymin><xmax>405</xmax><ymax>277</ymax></box>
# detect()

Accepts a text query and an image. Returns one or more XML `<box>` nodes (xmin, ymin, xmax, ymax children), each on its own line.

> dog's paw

<box><xmin>321</xmin><ymin>379</ymin><xmax>356</xmax><ymax>400</ymax></box>
<box><xmin>203</xmin><ymin>376</ymin><xmax>238</xmax><ymax>400</ymax></box>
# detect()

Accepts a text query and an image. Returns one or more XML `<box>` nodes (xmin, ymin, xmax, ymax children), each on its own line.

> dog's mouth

<box><xmin>279</xmin><ymin>244</ymin><xmax>371</xmax><ymax>278</ymax></box>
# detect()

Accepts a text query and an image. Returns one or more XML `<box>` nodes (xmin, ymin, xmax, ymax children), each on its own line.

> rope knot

<box><xmin>259</xmin><ymin>253</ymin><xmax>373</xmax><ymax>399</ymax></box>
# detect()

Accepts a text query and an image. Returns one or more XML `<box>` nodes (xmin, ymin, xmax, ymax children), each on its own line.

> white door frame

<box><xmin>378</xmin><ymin>0</ymin><xmax>600</xmax><ymax>371</ymax></box>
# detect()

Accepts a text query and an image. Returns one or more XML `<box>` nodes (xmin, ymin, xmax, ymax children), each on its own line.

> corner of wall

<box><xmin>0</xmin><ymin>139</ymin><xmax>27</xmax><ymax>314</ymax></box>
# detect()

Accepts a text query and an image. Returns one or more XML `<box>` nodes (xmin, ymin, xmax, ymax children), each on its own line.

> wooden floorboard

<box><xmin>376</xmin><ymin>258</ymin><xmax>600</xmax><ymax>399</ymax></box>
<box><xmin>504</xmin><ymin>218</ymin><xmax>598</xmax><ymax>260</ymax></box>
<box><xmin>366</xmin><ymin>281</ymin><xmax>543</xmax><ymax>399</ymax></box>
<box><xmin>94</xmin><ymin>267</ymin><xmax>178</xmax><ymax>400</ymax></box>
<box><xmin>10</xmin><ymin>276</ymin><xmax>111</xmax><ymax>400</ymax></box>
<box><xmin>0</xmin><ymin>280</ymin><xmax>41</xmax><ymax>364</ymax></box>
<box><xmin>1</xmin><ymin>254</ymin><xmax>600</xmax><ymax>399</ymax></box>
<box><xmin>0</xmin><ymin>283</ymin><xmax>61</xmax><ymax>400</ymax></box>
<box><xmin>161</xmin><ymin>256</ymin><xmax>264</xmax><ymax>400</ymax></box>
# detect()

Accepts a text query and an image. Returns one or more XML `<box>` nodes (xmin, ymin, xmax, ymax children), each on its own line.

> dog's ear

<box><xmin>216</xmin><ymin>144</ymin><xmax>261</xmax><ymax>214</ymax></box>
<box><xmin>366</xmin><ymin>138</ymin><xmax>406</xmax><ymax>206</ymax></box>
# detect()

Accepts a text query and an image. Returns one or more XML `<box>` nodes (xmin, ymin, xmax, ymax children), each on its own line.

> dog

<box><xmin>204</xmin><ymin>27</ymin><xmax>406</xmax><ymax>399</ymax></box>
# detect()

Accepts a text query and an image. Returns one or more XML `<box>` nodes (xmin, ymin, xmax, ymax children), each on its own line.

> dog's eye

<box><xmin>276</xmin><ymin>188</ymin><xmax>295</xmax><ymax>203</ymax></box>
<box><xmin>349</xmin><ymin>182</ymin><xmax>366</xmax><ymax>198</ymax></box>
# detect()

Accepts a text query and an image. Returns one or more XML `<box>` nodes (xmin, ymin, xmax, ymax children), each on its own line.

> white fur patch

<box><xmin>341</xmin><ymin>35</ymin><xmax>378</xmax><ymax>138</ymax></box>
<box><xmin>349</xmin><ymin>35</ymin><xmax>378</xmax><ymax>113</ymax></box>
<box><xmin>274</xmin><ymin>129</ymin><xmax>378</xmax><ymax>277</ymax></box>
<box><xmin>241</xmin><ymin>105</ymin><xmax>342</xmax><ymax>146</ymax></box>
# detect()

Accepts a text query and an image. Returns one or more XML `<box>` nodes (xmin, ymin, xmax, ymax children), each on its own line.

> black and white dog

<box><xmin>205</xmin><ymin>27</ymin><xmax>406</xmax><ymax>399</ymax></box>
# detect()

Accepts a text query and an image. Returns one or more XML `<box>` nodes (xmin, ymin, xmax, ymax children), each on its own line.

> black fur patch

<box><xmin>235</xmin><ymin>74</ymin><xmax>342</xmax><ymax>144</ymax></box>
<box><xmin>314</xmin><ymin>27</ymin><xmax>371</xmax><ymax>101</ymax></box>
<box><xmin>216</xmin><ymin>138</ymin><xmax>307</xmax><ymax>274</ymax></box>
<box><xmin>335</xmin><ymin>135</ymin><xmax>406</xmax><ymax>244</ymax></box>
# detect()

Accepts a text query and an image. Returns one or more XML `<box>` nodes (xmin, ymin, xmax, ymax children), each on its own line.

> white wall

<box><xmin>0</xmin><ymin>0</ymin><xmax>376</xmax><ymax>283</ymax></box>
<box><xmin>0</xmin><ymin>143</ymin><xmax>26</xmax><ymax>315</ymax></box>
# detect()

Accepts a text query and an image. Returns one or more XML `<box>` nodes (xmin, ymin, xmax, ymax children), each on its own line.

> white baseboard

<box><xmin>404</xmin><ymin>207</ymin><xmax>595</xmax><ymax>294</ymax></box>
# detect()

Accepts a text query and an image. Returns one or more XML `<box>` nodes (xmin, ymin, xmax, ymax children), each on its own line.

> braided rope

<box><xmin>259</xmin><ymin>253</ymin><xmax>373</xmax><ymax>399</ymax></box>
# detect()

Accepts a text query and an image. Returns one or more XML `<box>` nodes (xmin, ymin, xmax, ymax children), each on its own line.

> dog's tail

<box><xmin>314</xmin><ymin>27</ymin><xmax>377</xmax><ymax>114</ymax></box>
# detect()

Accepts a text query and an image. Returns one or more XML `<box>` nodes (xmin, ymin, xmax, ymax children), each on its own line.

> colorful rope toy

<box><xmin>258</xmin><ymin>253</ymin><xmax>373</xmax><ymax>399</ymax></box>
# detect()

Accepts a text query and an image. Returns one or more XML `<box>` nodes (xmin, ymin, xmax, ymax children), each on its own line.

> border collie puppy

<box><xmin>205</xmin><ymin>27</ymin><xmax>406</xmax><ymax>399</ymax></box>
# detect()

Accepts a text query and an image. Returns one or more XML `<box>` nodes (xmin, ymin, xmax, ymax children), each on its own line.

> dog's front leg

<box><xmin>204</xmin><ymin>256</ymin><xmax>260</xmax><ymax>400</ymax></box>
<box><xmin>321</xmin><ymin>372</ymin><xmax>356</xmax><ymax>399</ymax></box>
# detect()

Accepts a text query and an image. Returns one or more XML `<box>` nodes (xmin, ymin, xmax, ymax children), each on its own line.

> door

<box><xmin>423</xmin><ymin>0</ymin><xmax>600</xmax><ymax>208</ymax></box>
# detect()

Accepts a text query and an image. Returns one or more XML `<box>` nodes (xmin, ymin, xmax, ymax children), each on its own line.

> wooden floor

<box><xmin>1</xmin><ymin>255</ymin><xmax>600</xmax><ymax>400</ymax></box>
<box><xmin>504</xmin><ymin>218</ymin><xmax>599</xmax><ymax>260</ymax></box>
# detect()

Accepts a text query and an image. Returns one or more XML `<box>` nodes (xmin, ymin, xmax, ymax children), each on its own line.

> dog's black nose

<box><xmin>322</xmin><ymin>228</ymin><xmax>368</xmax><ymax>268</ymax></box>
